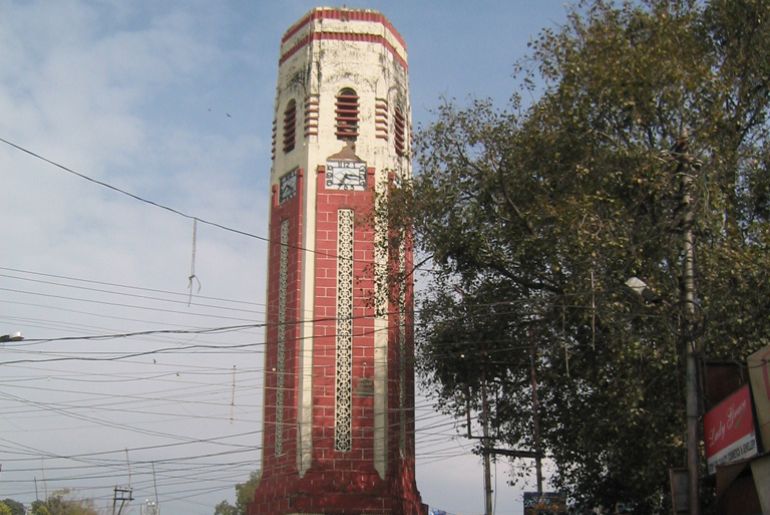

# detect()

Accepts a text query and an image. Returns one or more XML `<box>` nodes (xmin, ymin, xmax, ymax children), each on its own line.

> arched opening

<box><xmin>335</xmin><ymin>88</ymin><xmax>359</xmax><ymax>141</ymax></box>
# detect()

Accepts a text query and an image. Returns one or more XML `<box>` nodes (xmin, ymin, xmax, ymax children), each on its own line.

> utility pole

<box><xmin>152</xmin><ymin>461</ymin><xmax>160</xmax><ymax>514</ymax></box>
<box><xmin>459</xmin><ymin>298</ymin><xmax>494</xmax><ymax>515</ymax></box>
<box><xmin>461</xmin><ymin>306</ymin><xmax>546</xmax><ymax>513</ymax></box>
<box><xmin>529</xmin><ymin>332</ymin><xmax>543</xmax><ymax>494</ymax></box>
<box><xmin>41</xmin><ymin>458</ymin><xmax>48</xmax><ymax>500</ymax></box>
<box><xmin>112</xmin><ymin>486</ymin><xmax>133</xmax><ymax>515</ymax></box>
<box><xmin>481</xmin><ymin>378</ymin><xmax>493</xmax><ymax>515</ymax></box>
<box><xmin>674</xmin><ymin>130</ymin><xmax>701</xmax><ymax>515</ymax></box>
<box><xmin>473</xmin><ymin>326</ymin><xmax>546</xmax><ymax>509</ymax></box>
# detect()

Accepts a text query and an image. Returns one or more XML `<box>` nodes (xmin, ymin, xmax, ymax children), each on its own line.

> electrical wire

<box><xmin>0</xmin><ymin>136</ymin><xmax>373</xmax><ymax>264</ymax></box>
<box><xmin>0</xmin><ymin>265</ymin><xmax>264</xmax><ymax>306</ymax></box>
<box><xmin>0</xmin><ymin>272</ymin><xmax>263</xmax><ymax>315</ymax></box>
<box><xmin>0</xmin><ymin>258</ymin><xmax>577</xmax><ymax>510</ymax></box>
<box><xmin>0</xmin><ymin>287</ymin><xmax>259</xmax><ymax>323</ymax></box>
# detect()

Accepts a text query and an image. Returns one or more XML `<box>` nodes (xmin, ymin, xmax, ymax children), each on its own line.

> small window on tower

<box><xmin>394</xmin><ymin>106</ymin><xmax>406</xmax><ymax>156</ymax></box>
<box><xmin>336</xmin><ymin>88</ymin><xmax>359</xmax><ymax>141</ymax></box>
<box><xmin>283</xmin><ymin>99</ymin><xmax>296</xmax><ymax>153</ymax></box>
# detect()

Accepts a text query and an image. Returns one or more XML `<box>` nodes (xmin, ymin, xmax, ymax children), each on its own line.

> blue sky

<box><xmin>0</xmin><ymin>2</ymin><xmax>570</xmax><ymax>514</ymax></box>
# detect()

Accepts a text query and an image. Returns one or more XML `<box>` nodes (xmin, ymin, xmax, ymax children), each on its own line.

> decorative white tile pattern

<box><xmin>335</xmin><ymin>209</ymin><xmax>354</xmax><ymax>452</ymax></box>
<box><xmin>275</xmin><ymin>219</ymin><xmax>290</xmax><ymax>455</ymax></box>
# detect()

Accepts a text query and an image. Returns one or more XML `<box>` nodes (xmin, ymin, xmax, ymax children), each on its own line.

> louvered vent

<box><xmin>394</xmin><ymin>106</ymin><xmax>406</xmax><ymax>156</ymax></box>
<box><xmin>336</xmin><ymin>88</ymin><xmax>359</xmax><ymax>141</ymax></box>
<box><xmin>283</xmin><ymin>99</ymin><xmax>296</xmax><ymax>153</ymax></box>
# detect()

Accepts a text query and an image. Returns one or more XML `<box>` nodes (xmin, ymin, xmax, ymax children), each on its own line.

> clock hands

<box><xmin>326</xmin><ymin>162</ymin><xmax>367</xmax><ymax>190</ymax></box>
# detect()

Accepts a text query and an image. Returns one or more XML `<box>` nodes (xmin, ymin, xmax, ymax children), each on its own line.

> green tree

<box><xmin>214</xmin><ymin>470</ymin><xmax>259</xmax><ymax>515</ymax></box>
<box><xmin>0</xmin><ymin>501</ymin><xmax>13</xmax><ymax>515</ymax></box>
<box><xmin>392</xmin><ymin>0</ymin><xmax>770</xmax><ymax>510</ymax></box>
<box><xmin>213</xmin><ymin>500</ymin><xmax>237</xmax><ymax>515</ymax></box>
<box><xmin>30</xmin><ymin>500</ymin><xmax>50</xmax><ymax>515</ymax></box>
<box><xmin>0</xmin><ymin>499</ymin><xmax>25</xmax><ymax>515</ymax></box>
<box><xmin>30</xmin><ymin>490</ymin><xmax>97</xmax><ymax>515</ymax></box>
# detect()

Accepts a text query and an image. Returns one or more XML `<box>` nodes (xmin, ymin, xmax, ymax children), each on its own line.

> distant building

<box><xmin>248</xmin><ymin>7</ymin><xmax>425</xmax><ymax>514</ymax></box>
<box><xmin>140</xmin><ymin>499</ymin><xmax>159</xmax><ymax>515</ymax></box>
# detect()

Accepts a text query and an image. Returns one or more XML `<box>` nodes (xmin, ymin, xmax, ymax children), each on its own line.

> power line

<box><xmin>0</xmin><ymin>340</ymin><xmax>268</xmax><ymax>366</ymax></box>
<box><xmin>13</xmin><ymin>323</ymin><xmax>263</xmax><ymax>345</ymax></box>
<box><xmin>0</xmin><ymin>272</ymin><xmax>263</xmax><ymax>315</ymax></box>
<box><xmin>0</xmin><ymin>298</ymin><xmax>225</xmax><ymax>330</ymax></box>
<box><xmin>0</xmin><ymin>430</ymin><xmax>262</xmax><ymax>465</ymax></box>
<box><xmin>0</xmin><ymin>287</ymin><xmax>259</xmax><ymax>323</ymax></box>
<box><xmin>0</xmin><ymin>136</ymin><xmax>365</xmax><ymax>263</ymax></box>
<box><xmin>0</xmin><ymin>137</ymin><xmax>266</xmax><ymax>239</ymax></box>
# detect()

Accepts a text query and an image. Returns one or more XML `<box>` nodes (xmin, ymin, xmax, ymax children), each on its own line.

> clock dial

<box><xmin>325</xmin><ymin>160</ymin><xmax>367</xmax><ymax>190</ymax></box>
<box><xmin>279</xmin><ymin>170</ymin><xmax>298</xmax><ymax>203</ymax></box>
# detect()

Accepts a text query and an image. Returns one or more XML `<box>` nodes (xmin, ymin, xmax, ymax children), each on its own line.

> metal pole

<box><xmin>481</xmin><ymin>375</ymin><xmax>493</xmax><ymax>515</ymax></box>
<box><xmin>153</xmin><ymin>462</ymin><xmax>160</xmax><ymax>514</ymax></box>
<box><xmin>677</xmin><ymin>131</ymin><xmax>700</xmax><ymax>515</ymax></box>
<box><xmin>530</xmin><ymin>335</ymin><xmax>543</xmax><ymax>494</ymax></box>
<box><xmin>685</xmin><ymin>348</ymin><xmax>699</xmax><ymax>515</ymax></box>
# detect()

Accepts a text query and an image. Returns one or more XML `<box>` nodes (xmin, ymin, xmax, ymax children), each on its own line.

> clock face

<box><xmin>325</xmin><ymin>160</ymin><xmax>367</xmax><ymax>191</ymax></box>
<box><xmin>279</xmin><ymin>170</ymin><xmax>298</xmax><ymax>203</ymax></box>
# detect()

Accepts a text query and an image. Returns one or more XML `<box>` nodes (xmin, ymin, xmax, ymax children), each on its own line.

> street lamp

<box><xmin>0</xmin><ymin>332</ymin><xmax>24</xmax><ymax>343</ymax></box>
<box><xmin>624</xmin><ymin>277</ymin><xmax>662</xmax><ymax>305</ymax></box>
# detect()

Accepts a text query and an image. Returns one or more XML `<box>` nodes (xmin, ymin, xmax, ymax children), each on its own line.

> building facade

<box><xmin>248</xmin><ymin>8</ymin><xmax>425</xmax><ymax>514</ymax></box>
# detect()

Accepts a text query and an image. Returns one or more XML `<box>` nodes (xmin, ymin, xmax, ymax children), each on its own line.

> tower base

<box><xmin>248</xmin><ymin>462</ymin><xmax>427</xmax><ymax>515</ymax></box>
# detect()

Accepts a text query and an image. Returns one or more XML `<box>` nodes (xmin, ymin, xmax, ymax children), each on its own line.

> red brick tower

<box><xmin>249</xmin><ymin>8</ymin><xmax>425</xmax><ymax>514</ymax></box>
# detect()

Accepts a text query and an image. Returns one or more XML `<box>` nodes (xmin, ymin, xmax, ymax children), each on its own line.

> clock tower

<box><xmin>249</xmin><ymin>8</ymin><xmax>426</xmax><ymax>514</ymax></box>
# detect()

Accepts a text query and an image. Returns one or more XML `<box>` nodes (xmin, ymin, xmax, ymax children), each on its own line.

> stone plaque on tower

<box><xmin>248</xmin><ymin>7</ymin><xmax>426</xmax><ymax>515</ymax></box>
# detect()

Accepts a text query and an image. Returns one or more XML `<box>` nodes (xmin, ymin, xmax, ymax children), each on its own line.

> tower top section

<box><xmin>270</xmin><ymin>5</ymin><xmax>411</xmax><ymax>182</ymax></box>
<box><xmin>279</xmin><ymin>7</ymin><xmax>407</xmax><ymax>70</ymax></box>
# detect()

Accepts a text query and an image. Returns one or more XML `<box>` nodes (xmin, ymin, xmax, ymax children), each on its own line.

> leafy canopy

<box><xmin>30</xmin><ymin>490</ymin><xmax>97</xmax><ymax>515</ymax></box>
<box><xmin>391</xmin><ymin>0</ymin><xmax>770</xmax><ymax>510</ymax></box>
<box><xmin>0</xmin><ymin>499</ymin><xmax>24</xmax><ymax>515</ymax></box>
<box><xmin>213</xmin><ymin>469</ymin><xmax>259</xmax><ymax>515</ymax></box>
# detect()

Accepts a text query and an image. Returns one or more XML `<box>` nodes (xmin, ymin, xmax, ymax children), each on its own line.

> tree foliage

<box><xmin>214</xmin><ymin>500</ymin><xmax>238</xmax><ymax>515</ymax></box>
<box><xmin>213</xmin><ymin>469</ymin><xmax>259</xmax><ymax>515</ymax></box>
<box><xmin>392</xmin><ymin>0</ymin><xmax>770</xmax><ymax>510</ymax></box>
<box><xmin>30</xmin><ymin>490</ymin><xmax>97</xmax><ymax>515</ymax></box>
<box><xmin>0</xmin><ymin>499</ymin><xmax>24</xmax><ymax>515</ymax></box>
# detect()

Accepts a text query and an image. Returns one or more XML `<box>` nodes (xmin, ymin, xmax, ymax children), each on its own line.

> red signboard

<box><xmin>704</xmin><ymin>384</ymin><xmax>758</xmax><ymax>474</ymax></box>
<box><xmin>748</xmin><ymin>345</ymin><xmax>770</xmax><ymax>451</ymax></box>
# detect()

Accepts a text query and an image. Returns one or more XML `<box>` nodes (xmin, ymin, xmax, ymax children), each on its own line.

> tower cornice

<box><xmin>282</xmin><ymin>7</ymin><xmax>407</xmax><ymax>50</ymax></box>
<box><xmin>279</xmin><ymin>7</ymin><xmax>407</xmax><ymax>70</ymax></box>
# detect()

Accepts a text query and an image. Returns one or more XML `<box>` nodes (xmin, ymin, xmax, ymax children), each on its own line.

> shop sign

<box><xmin>704</xmin><ymin>384</ymin><xmax>758</xmax><ymax>474</ymax></box>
